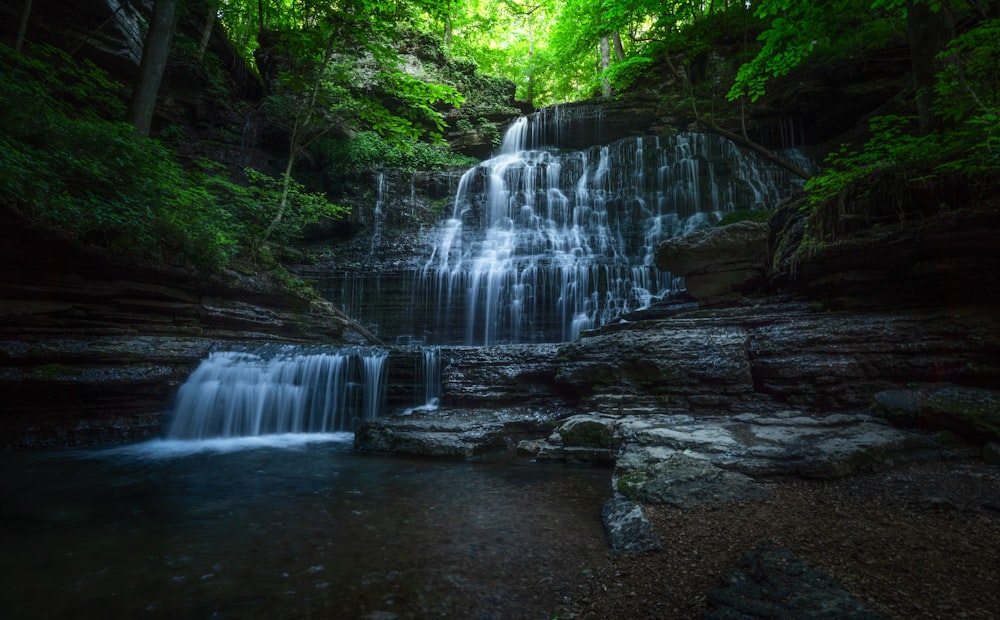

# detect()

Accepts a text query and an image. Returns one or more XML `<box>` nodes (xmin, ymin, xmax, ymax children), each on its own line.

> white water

<box><xmin>100</xmin><ymin>433</ymin><xmax>354</xmax><ymax>460</ymax></box>
<box><xmin>165</xmin><ymin>346</ymin><xmax>389</xmax><ymax>440</ymax></box>
<box><xmin>416</xmin><ymin>112</ymin><xmax>805</xmax><ymax>345</ymax></box>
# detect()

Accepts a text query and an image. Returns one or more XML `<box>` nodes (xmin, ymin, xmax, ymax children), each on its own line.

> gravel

<box><xmin>552</xmin><ymin>458</ymin><xmax>1000</xmax><ymax>619</ymax></box>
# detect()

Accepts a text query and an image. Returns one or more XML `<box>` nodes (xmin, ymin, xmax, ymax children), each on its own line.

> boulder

<box><xmin>354</xmin><ymin>407</ymin><xmax>561</xmax><ymax>459</ymax></box>
<box><xmin>608</xmin><ymin>411</ymin><xmax>943</xmax><ymax>511</ymax></box>
<box><xmin>920</xmin><ymin>386</ymin><xmax>1000</xmax><ymax>442</ymax></box>
<box><xmin>614</xmin><ymin>450</ymin><xmax>770</xmax><ymax>509</ymax></box>
<box><xmin>870</xmin><ymin>386</ymin><xmax>1000</xmax><ymax>444</ymax></box>
<box><xmin>703</xmin><ymin>544</ymin><xmax>882</xmax><ymax>619</ymax></box>
<box><xmin>600</xmin><ymin>497</ymin><xmax>663</xmax><ymax>555</ymax></box>
<box><xmin>870</xmin><ymin>389</ymin><xmax>921</xmax><ymax>425</ymax></box>
<box><xmin>524</xmin><ymin>413</ymin><xmax>622</xmax><ymax>464</ymax></box>
<box><xmin>655</xmin><ymin>221</ymin><xmax>769</xmax><ymax>305</ymax></box>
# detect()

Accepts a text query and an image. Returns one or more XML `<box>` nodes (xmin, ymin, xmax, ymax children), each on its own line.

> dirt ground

<box><xmin>555</xmin><ymin>458</ymin><xmax>1000</xmax><ymax>619</ymax></box>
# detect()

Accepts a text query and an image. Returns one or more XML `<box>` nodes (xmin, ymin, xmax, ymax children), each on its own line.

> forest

<box><xmin>1</xmin><ymin>0</ymin><xmax>998</xmax><ymax>287</ymax></box>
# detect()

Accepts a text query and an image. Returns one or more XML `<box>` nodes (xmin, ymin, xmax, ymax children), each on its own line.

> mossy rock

<box><xmin>554</xmin><ymin>414</ymin><xmax>620</xmax><ymax>449</ymax></box>
<box><xmin>920</xmin><ymin>387</ymin><xmax>1000</xmax><ymax>442</ymax></box>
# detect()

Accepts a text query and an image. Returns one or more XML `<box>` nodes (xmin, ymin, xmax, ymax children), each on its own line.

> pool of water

<box><xmin>0</xmin><ymin>435</ymin><xmax>612</xmax><ymax>619</ymax></box>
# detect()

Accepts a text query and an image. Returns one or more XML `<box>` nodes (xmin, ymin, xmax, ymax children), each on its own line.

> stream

<box><xmin>1</xmin><ymin>436</ymin><xmax>611</xmax><ymax>619</ymax></box>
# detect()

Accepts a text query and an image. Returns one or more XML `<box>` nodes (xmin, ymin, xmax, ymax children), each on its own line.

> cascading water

<box><xmin>413</xmin><ymin>112</ymin><xmax>805</xmax><ymax>345</ymax></box>
<box><xmin>165</xmin><ymin>345</ymin><xmax>388</xmax><ymax>439</ymax></box>
<box><xmin>402</xmin><ymin>346</ymin><xmax>442</xmax><ymax>414</ymax></box>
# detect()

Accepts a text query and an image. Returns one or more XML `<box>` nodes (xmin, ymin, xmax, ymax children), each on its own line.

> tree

<box><xmin>126</xmin><ymin>0</ymin><xmax>177</xmax><ymax>137</ymax></box>
<box><xmin>15</xmin><ymin>0</ymin><xmax>33</xmax><ymax>52</ymax></box>
<box><xmin>906</xmin><ymin>0</ymin><xmax>955</xmax><ymax>133</ymax></box>
<box><xmin>251</xmin><ymin>0</ymin><xmax>463</xmax><ymax>247</ymax></box>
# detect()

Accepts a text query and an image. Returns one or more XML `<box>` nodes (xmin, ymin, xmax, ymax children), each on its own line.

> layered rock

<box><xmin>769</xmin><ymin>197</ymin><xmax>1000</xmax><ymax>306</ymax></box>
<box><xmin>555</xmin><ymin>302</ymin><xmax>1000</xmax><ymax>413</ymax></box>
<box><xmin>0</xmin><ymin>213</ymin><xmax>355</xmax><ymax>448</ymax></box>
<box><xmin>654</xmin><ymin>221</ymin><xmax>770</xmax><ymax>305</ymax></box>
<box><xmin>872</xmin><ymin>386</ymin><xmax>1000</xmax><ymax>443</ymax></box>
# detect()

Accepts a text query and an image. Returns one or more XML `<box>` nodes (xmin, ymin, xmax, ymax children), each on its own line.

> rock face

<box><xmin>770</xmin><ymin>198</ymin><xmax>1000</xmax><ymax>306</ymax></box>
<box><xmin>655</xmin><ymin>221</ymin><xmax>770</xmax><ymax>305</ymax></box>
<box><xmin>872</xmin><ymin>386</ymin><xmax>1000</xmax><ymax>443</ymax></box>
<box><xmin>438</xmin><ymin>344</ymin><xmax>566</xmax><ymax>407</ymax></box>
<box><xmin>556</xmin><ymin>302</ymin><xmax>1000</xmax><ymax>413</ymax></box>
<box><xmin>0</xmin><ymin>213</ymin><xmax>354</xmax><ymax>448</ymax></box>
<box><xmin>554</xmin><ymin>320</ymin><xmax>755</xmax><ymax>414</ymax></box>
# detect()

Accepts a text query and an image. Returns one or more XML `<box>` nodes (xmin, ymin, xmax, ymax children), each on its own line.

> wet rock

<box><xmin>607</xmin><ymin>411</ymin><xmax>942</xmax><ymax>510</ymax></box>
<box><xmin>920</xmin><ymin>386</ymin><xmax>1000</xmax><ymax>443</ymax></box>
<box><xmin>614</xmin><ymin>450</ymin><xmax>770</xmax><ymax>509</ymax></box>
<box><xmin>655</xmin><ymin>221</ymin><xmax>769</xmax><ymax>305</ymax></box>
<box><xmin>984</xmin><ymin>442</ymin><xmax>1000</xmax><ymax>466</ymax></box>
<box><xmin>703</xmin><ymin>544</ymin><xmax>882</xmax><ymax>619</ymax></box>
<box><xmin>600</xmin><ymin>497</ymin><xmax>663</xmax><ymax>555</ymax></box>
<box><xmin>354</xmin><ymin>408</ymin><xmax>561</xmax><ymax>459</ymax></box>
<box><xmin>870</xmin><ymin>389</ymin><xmax>921</xmax><ymax>425</ymax></box>
<box><xmin>525</xmin><ymin>413</ymin><xmax>622</xmax><ymax>464</ymax></box>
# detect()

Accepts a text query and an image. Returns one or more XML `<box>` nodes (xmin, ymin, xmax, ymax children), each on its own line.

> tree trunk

<box><xmin>600</xmin><ymin>35</ymin><xmax>611</xmax><ymax>98</ymax></box>
<box><xmin>906</xmin><ymin>0</ymin><xmax>955</xmax><ymax>134</ymax></box>
<box><xmin>196</xmin><ymin>2</ymin><xmax>216</xmax><ymax>61</ymax></box>
<box><xmin>125</xmin><ymin>0</ymin><xmax>177</xmax><ymax>137</ymax></box>
<box><xmin>612</xmin><ymin>31</ymin><xmax>625</xmax><ymax>62</ymax></box>
<box><xmin>526</xmin><ymin>8</ymin><xmax>535</xmax><ymax>103</ymax></box>
<box><xmin>15</xmin><ymin>0</ymin><xmax>33</xmax><ymax>51</ymax></box>
<box><xmin>443</xmin><ymin>0</ymin><xmax>452</xmax><ymax>51</ymax></box>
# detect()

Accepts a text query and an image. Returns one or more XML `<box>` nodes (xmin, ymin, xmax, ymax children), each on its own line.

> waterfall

<box><xmin>414</xmin><ymin>113</ymin><xmax>804</xmax><ymax>345</ymax></box>
<box><xmin>421</xmin><ymin>346</ymin><xmax>441</xmax><ymax>409</ymax></box>
<box><xmin>402</xmin><ymin>346</ymin><xmax>442</xmax><ymax>415</ymax></box>
<box><xmin>318</xmin><ymin>108</ymin><xmax>808</xmax><ymax>346</ymax></box>
<box><xmin>165</xmin><ymin>345</ymin><xmax>389</xmax><ymax>439</ymax></box>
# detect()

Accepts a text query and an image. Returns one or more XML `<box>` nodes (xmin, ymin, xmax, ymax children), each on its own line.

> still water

<box><xmin>0</xmin><ymin>436</ymin><xmax>611</xmax><ymax>619</ymax></box>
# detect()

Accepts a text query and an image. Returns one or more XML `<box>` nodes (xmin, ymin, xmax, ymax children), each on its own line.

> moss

<box><xmin>922</xmin><ymin>387</ymin><xmax>1000</xmax><ymax>441</ymax></box>
<box><xmin>615</xmin><ymin>472</ymin><xmax>650</xmax><ymax>500</ymax></box>
<box><xmin>716</xmin><ymin>209</ymin><xmax>772</xmax><ymax>227</ymax></box>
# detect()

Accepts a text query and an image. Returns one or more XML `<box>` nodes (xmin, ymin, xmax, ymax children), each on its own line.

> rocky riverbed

<box><xmin>355</xmin><ymin>296</ymin><xmax>1000</xmax><ymax>619</ymax></box>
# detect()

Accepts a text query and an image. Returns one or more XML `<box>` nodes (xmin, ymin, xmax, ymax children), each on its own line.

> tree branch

<box><xmin>697</xmin><ymin>117</ymin><xmax>813</xmax><ymax>181</ymax></box>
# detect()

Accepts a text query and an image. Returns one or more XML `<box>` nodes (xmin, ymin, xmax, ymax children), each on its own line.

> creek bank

<box><xmin>0</xmin><ymin>213</ymin><xmax>355</xmax><ymax>449</ymax></box>
<box><xmin>358</xmin><ymin>298</ymin><xmax>999</xmax><ymax>554</ymax></box>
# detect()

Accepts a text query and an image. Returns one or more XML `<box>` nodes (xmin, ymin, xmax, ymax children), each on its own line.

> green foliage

<box><xmin>933</xmin><ymin>18</ymin><xmax>1000</xmax><ymax>132</ymax></box>
<box><xmin>318</xmin><ymin>132</ymin><xmax>477</xmax><ymax>175</ymax></box>
<box><xmin>716</xmin><ymin>209</ymin><xmax>772</xmax><ymax>226</ymax></box>
<box><xmin>0</xmin><ymin>43</ymin><xmax>235</xmax><ymax>269</ymax></box>
<box><xmin>0</xmin><ymin>43</ymin><xmax>350</xmax><ymax>272</ymax></box>
<box><xmin>599</xmin><ymin>55</ymin><xmax>655</xmax><ymax>97</ymax></box>
<box><xmin>804</xmin><ymin>16</ymin><xmax>1000</xmax><ymax>213</ymax></box>
<box><xmin>728</xmin><ymin>0</ymin><xmax>906</xmax><ymax>102</ymax></box>
<box><xmin>205</xmin><ymin>167</ymin><xmax>347</xmax><ymax>249</ymax></box>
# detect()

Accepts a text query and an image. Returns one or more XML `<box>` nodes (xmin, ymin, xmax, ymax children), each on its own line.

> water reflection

<box><xmin>0</xmin><ymin>437</ymin><xmax>611</xmax><ymax>619</ymax></box>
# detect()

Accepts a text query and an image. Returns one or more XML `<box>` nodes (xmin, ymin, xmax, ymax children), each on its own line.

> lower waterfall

<box><xmin>165</xmin><ymin>345</ymin><xmax>389</xmax><ymax>439</ymax></box>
